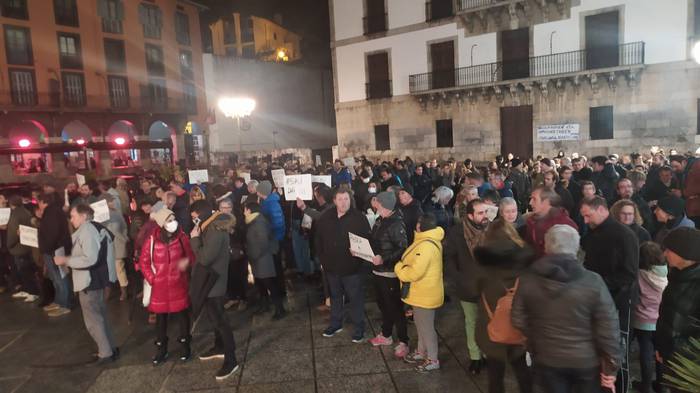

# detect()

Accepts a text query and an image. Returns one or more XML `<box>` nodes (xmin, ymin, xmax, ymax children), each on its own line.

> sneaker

<box><xmin>48</xmin><ymin>307</ymin><xmax>71</xmax><ymax>317</ymax></box>
<box><xmin>368</xmin><ymin>334</ymin><xmax>393</xmax><ymax>347</ymax></box>
<box><xmin>403</xmin><ymin>351</ymin><xmax>426</xmax><ymax>364</ymax></box>
<box><xmin>43</xmin><ymin>303</ymin><xmax>60</xmax><ymax>312</ymax></box>
<box><xmin>199</xmin><ymin>348</ymin><xmax>225</xmax><ymax>361</ymax></box>
<box><xmin>416</xmin><ymin>359</ymin><xmax>440</xmax><ymax>372</ymax></box>
<box><xmin>469</xmin><ymin>359</ymin><xmax>484</xmax><ymax>375</ymax></box>
<box><xmin>351</xmin><ymin>334</ymin><xmax>365</xmax><ymax>344</ymax></box>
<box><xmin>322</xmin><ymin>326</ymin><xmax>343</xmax><ymax>338</ymax></box>
<box><xmin>394</xmin><ymin>342</ymin><xmax>409</xmax><ymax>358</ymax></box>
<box><xmin>11</xmin><ymin>291</ymin><xmax>29</xmax><ymax>299</ymax></box>
<box><xmin>215</xmin><ymin>361</ymin><xmax>239</xmax><ymax>381</ymax></box>
<box><xmin>24</xmin><ymin>294</ymin><xmax>39</xmax><ymax>303</ymax></box>
<box><xmin>223</xmin><ymin>299</ymin><xmax>239</xmax><ymax>310</ymax></box>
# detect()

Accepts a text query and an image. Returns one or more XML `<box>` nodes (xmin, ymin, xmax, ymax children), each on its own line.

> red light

<box><xmin>76</xmin><ymin>138</ymin><xmax>85</xmax><ymax>145</ymax></box>
<box><xmin>18</xmin><ymin>139</ymin><xmax>31</xmax><ymax>148</ymax></box>
<box><xmin>114</xmin><ymin>137</ymin><xmax>126</xmax><ymax>145</ymax></box>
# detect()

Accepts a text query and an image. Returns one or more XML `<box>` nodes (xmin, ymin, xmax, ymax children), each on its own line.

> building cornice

<box><xmin>331</xmin><ymin>17</ymin><xmax>458</xmax><ymax>49</ymax></box>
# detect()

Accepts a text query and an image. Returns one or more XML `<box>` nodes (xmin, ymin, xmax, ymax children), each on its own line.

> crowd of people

<box><xmin>0</xmin><ymin>148</ymin><xmax>698</xmax><ymax>392</ymax></box>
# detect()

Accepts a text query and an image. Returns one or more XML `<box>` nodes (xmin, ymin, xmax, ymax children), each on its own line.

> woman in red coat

<box><xmin>139</xmin><ymin>208</ymin><xmax>195</xmax><ymax>365</ymax></box>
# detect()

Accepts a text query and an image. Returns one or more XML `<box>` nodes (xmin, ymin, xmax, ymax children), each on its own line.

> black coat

<box><xmin>582</xmin><ymin>216</ymin><xmax>640</xmax><ymax>311</ymax></box>
<box><xmin>315</xmin><ymin>207</ymin><xmax>371</xmax><ymax>276</ymax></box>
<box><xmin>572</xmin><ymin>167</ymin><xmax>593</xmax><ymax>183</ymax></box>
<box><xmin>443</xmin><ymin>223</ymin><xmax>483</xmax><ymax>302</ymax></box>
<box><xmin>628</xmin><ymin>223</ymin><xmax>651</xmax><ymax>243</ymax></box>
<box><xmin>656</xmin><ymin>263</ymin><xmax>700</xmax><ymax>359</ymax></box>
<box><xmin>399</xmin><ymin>199</ymin><xmax>423</xmax><ymax>244</ymax></box>
<box><xmin>506</xmin><ymin>168</ymin><xmax>531</xmax><ymax>212</ymax></box>
<box><xmin>38</xmin><ymin>203</ymin><xmax>72</xmax><ymax>256</ymax></box>
<box><xmin>591</xmin><ymin>163</ymin><xmax>620</xmax><ymax>204</ymax></box>
<box><xmin>411</xmin><ymin>174</ymin><xmax>433</xmax><ymax>204</ymax></box>
<box><xmin>370</xmin><ymin>211</ymin><xmax>408</xmax><ymax>274</ymax></box>
<box><xmin>512</xmin><ymin>254</ymin><xmax>621</xmax><ymax>371</ymax></box>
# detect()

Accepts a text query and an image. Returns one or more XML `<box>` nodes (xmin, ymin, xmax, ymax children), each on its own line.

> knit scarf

<box><xmin>462</xmin><ymin>218</ymin><xmax>487</xmax><ymax>257</ymax></box>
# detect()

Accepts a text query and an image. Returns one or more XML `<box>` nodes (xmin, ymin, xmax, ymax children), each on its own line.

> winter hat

<box><xmin>151</xmin><ymin>208</ymin><xmax>174</xmax><ymax>228</ymax></box>
<box><xmin>510</xmin><ymin>158</ymin><xmax>522</xmax><ymax>168</ymax></box>
<box><xmin>663</xmin><ymin>227</ymin><xmax>700</xmax><ymax>261</ymax></box>
<box><xmin>657</xmin><ymin>196</ymin><xmax>685</xmax><ymax>218</ymax></box>
<box><xmin>376</xmin><ymin>191</ymin><xmax>396</xmax><ymax>211</ymax></box>
<box><xmin>257</xmin><ymin>180</ymin><xmax>273</xmax><ymax>197</ymax></box>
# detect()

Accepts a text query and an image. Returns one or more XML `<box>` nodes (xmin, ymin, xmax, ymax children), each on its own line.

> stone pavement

<box><xmin>0</xmin><ymin>281</ymin><xmax>521</xmax><ymax>393</ymax></box>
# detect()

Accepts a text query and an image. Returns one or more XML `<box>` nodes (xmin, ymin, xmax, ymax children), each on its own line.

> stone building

<box><xmin>330</xmin><ymin>0</ymin><xmax>700</xmax><ymax>162</ymax></box>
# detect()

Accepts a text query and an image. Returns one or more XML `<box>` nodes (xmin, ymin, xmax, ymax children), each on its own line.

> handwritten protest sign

<box><xmin>349</xmin><ymin>233</ymin><xmax>374</xmax><ymax>262</ymax></box>
<box><xmin>188</xmin><ymin>169</ymin><xmax>209</xmax><ymax>184</ymax></box>
<box><xmin>284</xmin><ymin>174</ymin><xmax>313</xmax><ymax>201</ymax></box>
<box><xmin>20</xmin><ymin>225</ymin><xmax>38</xmax><ymax>248</ymax></box>
<box><xmin>90</xmin><ymin>200</ymin><xmax>110</xmax><ymax>223</ymax></box>
<box><xmin>0</xmin><ymin>208</ymin><xmax>10</xmax><ymax>226</ymax></box>
<box><xmin>271</xmin><ymin>169</ymin><xmax>286</xmax><ymax>188</ymax></box>
<box><xmin>312</xmin><ymin>175</ymin><xmax>332</xmax><ymax>188</ymax></box>
<box><xmin>239</xmin><ymin>172</ymin><xmax>251</xmax><ymax>184</ymax></box>
<box><xmin>76</xmin><ymin>174</ymin><xmax>86</xmax><ymax>186</ymax></box>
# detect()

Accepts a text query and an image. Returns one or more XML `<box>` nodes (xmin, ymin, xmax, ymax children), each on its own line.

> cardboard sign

<box><xmin>349</xmin><ymin>232</ymin><xmax>374</xmax><ymax>262</ymax></box>
<box><xmin>284</xmin><ymin>174</ymin><xmax>313</xmax><ymax>201</ymax></box>
<box><xmin>536</xmin><ymin>124</ymin><xmax>580</xmax><ymax>141</ymax></box>
<box><xmin>90</xmin><ymin>200</ymin><xmax>110</xmax><ymax>223</ymax></box>
<box><xmin>271</xmin><ymin>169</ymin><xmax>286</xmax><ymax>188</ymax></box>
<box><xmin>0</xmin><ymin>208</ymin><xmax>10</xmax><ymax>226</ymax></box>
<box><xmin>76</xmin><ymin>173</ymin><xmax>86</xmax><ymax>186</ymax></box>
<box><xmin>188</xmin><ymin>169</ymin><xmax>209</xmax><ymax>184</ymax></box>
<box><xmin>239</xmin><ymin>172</ymin><xmax>251</xmax><ymax>184</ymax></box>
<box><xmin>19</xmin><ymin>225</ymin><xmax>38</xmax><ymax>248</ymax></box>
<box><xmin>312</xmin><ymin>175</ymin><xmax>332</xmax><ymax>188</ymax></box>
<box><xmin>485</xmin><ymin>205</ymin><xmax>499</xmax><ymax>222</ymax></box>
<box><xmin>315</xmin><ymin>155</ymin><xmax>322</xmax><ymax>167</ymax></box>
<box><xmin>342</xmin><ymin>157</ymin><xmax>356</xmax><ymax>176</ymax></box>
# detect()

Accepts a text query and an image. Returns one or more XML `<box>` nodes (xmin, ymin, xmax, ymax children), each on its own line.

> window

<box><xmin>104</xmin><ymin>39</ymin><xmax>126</xmax><ymax>73</ymax></box>
<box><xmin>427</xmin><ymin>0</ymin><xmax>454</xmax><ymax>21</ymax></box>
<box><xmin>62</xmin><ymin>72</ymin><xmax>86</xmax><ymax>107</ymax></box>
<box><xmin>223</xmin><ymin>18</ymin><xmax>237</xmax><ymax>44</ymax></box>
<box><xmin>9</xmin><ymin>69</ymin><xmax>36</xmax><ymax>106</ymax></box>
<box><xmin>99</xmin><ymin>0</ymin><xmax>124</xmax><ymax>34</ymax></box>
<box><xmin>225</xmin><ymin>47</ymin><xmax>238</xmax><ymax>57</ymax></box>
<box><xmin>241</xmin><ymin>17</ymin><xmax>254</xmax><ymax>42</ymax></box>
<box><xmin>108</xmin><ymin>75</ymin><xmax>129</xmax><ymax>109</ymax></box>
<box><xmin>139</xmin><ymin>3</ymin><xmax>162</xmax><ymax>39</ymax></box>
<box><xmin>179</xmin><ymin>50</ymin><xmax>193</xmax><ymax>80</ymax></box>
<box><xmin>1</xmin><ymin>0</ymin><xmax>28</xmax><ymax>19</ymax></box>
<box><xmin>183</xmin><ymin>82</ymin><xmax>197</xmax><ymax>114</ymax></box>
<box><xmin>142</xmin><ymin>79</ymin><xmax>168</xmax><ymax>109</ymax></box>
<box><xmin>436</xmin><ymin>119</ymin><xmax>453</xmax><ymax>148</ymax></box>
<box><xmin>374</xmin><ymin>124</ymin><xmax>390</xmax><ymax>151</ymax></box>
<box><xmin>366</xmin><ymin>52</ymin><xmax>391</xmax><ymax>99</ymax></box>
<box><xmin>145</xmin><ymin>44</ymin><xmax>164</xmax><ymax>77</ymax></box>
<box><xmin>175</xmin><ymin>12</ymin><xmax>191</xmax><ymax>45</ymax></box>
<box><xmin>58</xmin><ymin>33</ymin><xmax>82</xmax><ymax>69</ymax></box>
<box><xmin>241</xmin><ymin>45</ymin><xmax>255</xmax><ymax>58</ymax></box>
<box><xmin>54</xmin><ymin>0</ymin><xmax>79</xmax><ymax>27</ymax></box>
<box><xmin>4</xmin><ymin>26</ymin><xmax>32</xmax><ymax>65</ymax></box>
<box><xmin>590</xmin><ymin>106</ymin><xmax>614</xmax><ymax>140</ymax></box>
<box><xmin>364</xmin><ymin>0</ymin><xmax>386</xmax><ymax>35</ymax></box>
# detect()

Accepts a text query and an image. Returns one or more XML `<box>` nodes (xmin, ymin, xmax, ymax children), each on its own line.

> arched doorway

<box><xmin>148</xmin><ymin>121</ymin><xmax>177</xmax><ymax>164</ymax></box>
<box><xmin>183</xmin><ymin>121</ymin><xmax>205</xmax><ymax>164</ymax></box>
<box><xmin>106</xmin><ymin>120</ymin><xmax>138</xmax><ymax>168</ymax></box>
<box><xmin>61</xmin><ymin>120</ymin><xmax>94</xmax><ymax>170</ymax></box>
<box><xmin>8</xmin><ymin>120</ymin><xmax>51</xmax><ymax>174</ymax></box>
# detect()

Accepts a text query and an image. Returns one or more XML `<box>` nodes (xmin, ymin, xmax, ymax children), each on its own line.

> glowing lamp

<box><xmin>76</xmin><ymin>138</ymin><xmax>85</xmax><ymax>145</ymax></box>
<box><xmin>114</xmin><ymin>137</ymin><xmax>126</xmax><ymax>146</ymax></box>
<box><xmin>218</xmin><ymin>97</ymin><xmax>256</xmax><ymax>119</ymax></box>
<box><xmin>693</xmin><ymin>41</ymin><xmax>700</xmax><ymax>65</ymax></box>
<box><xmin>18</xmin><ymin>139</ymin><xmax>31</xmax><ymax>148</ymax></box>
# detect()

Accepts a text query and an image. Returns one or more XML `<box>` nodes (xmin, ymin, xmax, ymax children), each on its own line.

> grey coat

<box><xmin>67</xmin><ymin>221</ymin><xmax>116</xmax><ymax>292</ymax></box>
<box><xmin>246</xmin><ymin>214</ymin><xmax>278</xmax><ymax>279</ymax></box>
<box><xmin>190</xmin><ymin>213</ymin><xmax>235</xmax><ymax>298</ymax></box>
<box><xmin>104</xmin><ymin>209</ymin><xmax>128</xmax><ymax>259</ymax></box>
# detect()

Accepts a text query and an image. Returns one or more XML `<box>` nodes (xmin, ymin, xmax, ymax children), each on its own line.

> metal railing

<box><xmin>409</xmin><ymin>41</ymin><xmax>645</xmax><ymax>93</ymax></box>
<box><xmin>0</xmin><ymin>92</ymin><xmax>190</xmax><ymax>113</ymax></box>
<box><xmin>426</xmin><ymin>0</ymin><xmax>455</xmax><ymax>21</ymax></box>
<box><xmin>363</xmin><ymin>13</ymin><xmax>387</xmax><ymax>35</ymax></box>
<box><xmin>455</xmin><ymin>0</ymin><xmax>499</xmax><ymax>12</ymax></box>
<box><xmin>365</xmin><ymin>80</ymin><xmax>392</xmax><ymax>99</ymax></box>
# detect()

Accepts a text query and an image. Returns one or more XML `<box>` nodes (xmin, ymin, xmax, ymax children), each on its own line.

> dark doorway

<box><xmin>364</xmin><ymin>0</ymin><xmax>386</xmax><ymax>34</ymax></box>
<box><xmin>501</xmin><ymin>28</ymin><xmax>530</xmax><ymax>80</ymax></box>
<box><xmin>585</xmin><ymin>11</ymin><xmax>619</xmax><ymax>69</ymax></box>
<box><xmin>428</xmin><ymin>0</ymin><xmax>454</xmax><ymax>21</ymax></box>
<box><xmin>430</xmin><ymin>40</ymin><xmax>455</xmax><ymax>89</ymax></box>
<box><xmin>366</xmin><ymin>52</ymin><xmax>391</xmax><ymax>99</ymax></box>
<box><xmin>500</xmin><ymin>105</ymin><xmax>533</xmax><ymax>159</ymax></box>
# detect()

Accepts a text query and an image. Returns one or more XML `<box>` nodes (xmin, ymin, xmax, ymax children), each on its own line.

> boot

<box><xmin>177</xmin><ymin>335</ymin><xmax>191</xmax><ymax>362</ymax></box>
<box><xmin>152</xmin><ymin>338</ymin><xmax>168</xmax><ymax>366</ymax></box>
<box><xmin>271</xmin><ymin>298</ymin><xmax>287</xmax><ymax>321</ymax></box>
<box><xmin>253</xmin><ymin>297</ymin><xmax>270</xmax><ymax>315</ymax></box>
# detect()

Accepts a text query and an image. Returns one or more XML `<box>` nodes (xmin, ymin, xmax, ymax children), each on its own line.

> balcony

<box><xmin>409</xmin><ymin>41</ymin><xmax>645</xmax><ymax>95</ymax></box>
<box><xmin>363</xmin><ymin>13</ymin><xmax>387</xmax><ymax>35</ymax></box>
<box><xmin>366</xmin><ymin>80</ymin><xmax>392</xmax><ymax>100</ymax></box>
<box><xmin>0</xmin><ymin>92</ymin><xmax>189</xmax><ymax>113</ymax></box>
<box><xmin>454</xmin><ymin>0</ymin><xmax>571</xmax><ymax>35</ymax></box>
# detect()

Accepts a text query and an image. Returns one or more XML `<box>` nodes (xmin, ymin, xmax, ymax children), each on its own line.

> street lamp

<box><xmin>218</xmin><ymin>96</ymin><xmax>256</xmax><ymax>131</ymax></box>
<box><xmin>18</xmin><ymin>139</ymin><xmax>31</xmax><ymax>148</ymax></box>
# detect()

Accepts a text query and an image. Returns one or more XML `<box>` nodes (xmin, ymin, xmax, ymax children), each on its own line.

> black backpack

<box><xmin>75</xmin><ymin>222</ymin><xmax>115</xmax><ymax>292</ymax></box>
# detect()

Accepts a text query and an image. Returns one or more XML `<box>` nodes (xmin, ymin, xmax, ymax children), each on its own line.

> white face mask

<box><xmin>164</xmin><ymin>220</ymin><xmax>179</xmax><ymax>233</ymax></box>
<box><xmin>362</xmin><ymin>177</ymin><xmax>370</xmax><ymax>184</ymax></box>
<box><xmin>368</xmin><ymin>187</ymin><xmax>377</xmax><ymax>194</ymax></box>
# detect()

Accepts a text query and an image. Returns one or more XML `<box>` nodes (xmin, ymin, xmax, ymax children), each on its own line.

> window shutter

<box><xmin>115</xmin><ymin>0</ymin><xmax>124</xmax><ymax>20</ymax></box>
<box><xmin>97</xmin><ymin>0</ymin><xmax>108</xmax><ymax>17</ymax></box>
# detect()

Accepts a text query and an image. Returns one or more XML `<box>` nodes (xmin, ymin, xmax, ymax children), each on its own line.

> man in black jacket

<box><xmin>315</xmin><ymin>189</ymin><xmax>371</xmax><ymax>343</ymax></box>
<box><xmin>398</xmin><ymin>188</ymin><xmax>423</xmax><ymax>244</ymax></box>
<box><xmin>410</xmin><ymin>165</ymin><xmax>433</xmax><ymax>207</ymax></box>
<box><xmin>580</xmin><ymin>196</ymin><xmax>639</xmax><ymax>393</ymax></box>
<box><xmin>506</xmin><ymin>158</ymin><xmax>531</xmax><ymax>214</ymax></box>
<box><xmin>38</xmin><ymin>192</ymin><xmax>73</xmax><ymax>317</ymax></box>
<box><xmin>366</xmin><ymin>192</ymin><xmax>408</xmax><ymax>354</ymax></box>
<box><xmin>590</xmin><ymin>156</ymin><xmax>620</xmax><ymax>205</ymax></box>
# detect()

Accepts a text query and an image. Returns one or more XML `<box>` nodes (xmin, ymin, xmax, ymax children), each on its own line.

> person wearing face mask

<box><xmin>352</xmin><ymin>170</ymin><xmax>373</xmax><ymax>210</ymax></box>
<box><xmin>139</xmin><ymin>208</ymin><xmax>195</xmax><ymax>365</ymax></box>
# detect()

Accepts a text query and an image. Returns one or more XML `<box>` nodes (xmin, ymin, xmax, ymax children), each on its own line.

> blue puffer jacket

<box><xmin>332</xmin><ymin>168</ymin><xmax>352</xmax><ymax>186</ymax></box>
<box><xmin>261</xmin><ymin>192</ymin><xmax>286</xmax><ymax>241</ymax></box>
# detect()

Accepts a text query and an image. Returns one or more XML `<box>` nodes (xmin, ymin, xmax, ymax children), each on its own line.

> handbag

<box><xmin>142</xmin><ymin>236</ymin><xmax>156</xmax><ymax>307</ymax></box>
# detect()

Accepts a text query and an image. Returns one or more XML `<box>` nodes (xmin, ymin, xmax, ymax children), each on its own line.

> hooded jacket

<box><xmin>370</xmin><ymin>210</ymin><xmax>408</xmax><ymax>275</ymax></box>
<box><xmin>511</xmin><ymin>254</ymin><xmax>621</xmax><ymax>373</ymax></box>
<box><xmin>633</xmin><ymin>266</ymin><xmax>668</xmax><ymax>331</ymax></box>
<box><xmin>655</xmin><ymin>263</ymin><xmax>700</xmax><ymax>359</ymax></box>
<box><xmin>260</xmin><ymin>192</ymin><xmax>285</xmax><ymax>241</ymax></box>
<box><xmin>394</xmin><ymin>227</ymin><xmax>444</xmax><ymax>309</ymax></box>
<box><xmin>190</xmin><ymin>212</ymin><xmax>236</xmax><ymax>297</ymax></box>
<box><xmin>245</xmin><ymin>212</ymin><xmax>278</xmax><ymax>279</ymax></box>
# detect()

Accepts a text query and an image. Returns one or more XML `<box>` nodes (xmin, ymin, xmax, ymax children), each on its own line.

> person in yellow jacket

<box><xmin>394</xmin><ymin>213</ymin><xmax>444</xmax><ymax>372</ymax></box>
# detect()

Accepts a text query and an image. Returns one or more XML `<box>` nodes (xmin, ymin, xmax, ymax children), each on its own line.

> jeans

<box><xmin>227</xmin><ymin>256</ymin><xmax>248</xmax><ymax>301</ymax></box>
<box><xmin>326</xmin><ymin>271</ymin><xmax>365</xmax><ymax>336</ymax></box>
<box><xmin>204</xmin><ymin>297</ymin><xmax>236</xmax><ymax>364</ymax></box>
<box><xmin>460</xmin><ymin>301</ymin><xmax>482</xmax><ymax>360</ymax></box>
<box><xmin>372</xmin><ymin>274</ymin><xmax>408</xmax><ymax>343</ymax></box>
<box><xmin>291</xmin><ymin>220</ymin><xmax>313</xmax><ymax>274</ymax></box>
<box><xmin>156</xmin><ymin>311</ymin><xmax>190</xmax><ymax>342</ymax></box>
<box><xmin>44</xmin><ymin>254</ymin><xmax>72</xmax><ymax>308</ymax></box>
<box><xmin>487</xmin><ymin>353</ymin><xmax>533</xmax><ymax>393</ymax></box>
<box><xmin>634</xmin><ymin>329</ymin><xmax>662</xmax><ymax>393</ymax></box>
<box><xmin>13</xmin><ymin>255</ymin><xmax>38</xmax><ymax>295</ymax></box>
<box><xmin>413</xmin><ymin>306</ymin><xmax>438</xmax><ymax>360</ymax></box>
<box><xmin>536</xmin><ymin>365</ymin><xmax>600</xmax><ymax>393</ymax></box>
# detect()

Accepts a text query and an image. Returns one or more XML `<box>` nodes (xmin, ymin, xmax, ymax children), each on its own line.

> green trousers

<box><xmin>460</xmin><ymin>301</ymin><xmax>482</xmax><ymax>360</ymax></box>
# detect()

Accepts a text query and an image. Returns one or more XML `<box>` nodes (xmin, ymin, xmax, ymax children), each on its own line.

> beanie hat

<box><xmin>151</xmin><ymin>208</ymin><xmax>174</xmax><ymax>228</ymax></box>
<box><xmin>663</xmin><ymin>227</ymin><xmax>700</xmax><ymax>261</ymax></box>
<box><xmin>658</xmin><ymin>196</ymin><xmax>685</xmax><ymax>218</ymax></box>
<box><xmin>510</xmin><ymin>158</ymin><xmax>522</xmax><ymax>168</ymax></box>
<box><xmin>376</xmin><ymin>191</ymin><xmax>396</xmax><ymax>211</ymax></box>
<box><xmin>257</xmin><ymin>180</ymin><xmax>273</xmax><ymax>197</ymax></box>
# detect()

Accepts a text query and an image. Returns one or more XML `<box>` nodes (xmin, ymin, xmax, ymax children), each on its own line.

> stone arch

<box><xmin>7</xmin><ymin>120</ymin><xmax>52</xmax><ymax>173</ymax></box>
<box><xmin>8</xmin><ymin>120</ymin><xmax>49</xmax><ymax>146</ymax></box>
<box><xmin>106</xmin><ymin>120</ymin><xmax>136</xmax><ymax>142</ymax></box>
<box><xmin>148</xmin><ymin>120</ymin><xmax>177</xmax><ymax>162</ymax></box>
<box><xmin>60</xmin><ymin>120</ymin><xmax>95</xmax><ymax>143</ymax></box>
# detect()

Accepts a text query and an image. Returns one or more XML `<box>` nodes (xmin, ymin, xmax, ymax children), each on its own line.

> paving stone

<box><xmin>247</xmin><ymin>325</ymin><xmax>311</xmax><ymax>353</ymax></box>
<box><xmin>0</xmin><ymin>376</ymin><xmax>29</xmax><ymax>393</ymax></box>
<box><xmin>392</xmin><ymin>368</ymin><xmax>481</xmax><ymax>393</ymax></box>
<box><xmin>165</xmin><ymin>358</ymin><xmax>241</xmax><ymax>391</ymax></box>
<box><xmin>15</xmin><ymin>368</ymin><xmax>101</xmax><ymax>393</ymax></box>
<box><xmin>314</xmin><ymin>344</ymin><xmax>387</xmax><ymax>376</ymax></box>
<box><xmin>238</xmin><ymin>379</ymin><xmax>316</xmax><ymax>393</ymax></box>
<box><xmin>86</xmin><ymin>363</ymin><xmax>173</xmax><ymax>393</ymax></box>
<box><xmin>240</xmin><ymin>348</ymin><xmax>313</xmax><ymax>385</ymax></box>
<box><xmin>317</xmin><ymin>373</ymin><xmax>395</xmax><ymax>393</ymax></box>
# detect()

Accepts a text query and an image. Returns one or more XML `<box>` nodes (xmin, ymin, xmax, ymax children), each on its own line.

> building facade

<box><xmin>330</xmin><ymin>0</ymin><xmax>700</xmax><ymax>162</ymax></box>
<box><xmin>209</xmin><ymin>13</ymin><xmax>302</xmax><ymax>62</ymax></box>
<box><xmin>0</xmin><ymin>0</ymin><xmax>208</xmax><ymax>180</ymax></box>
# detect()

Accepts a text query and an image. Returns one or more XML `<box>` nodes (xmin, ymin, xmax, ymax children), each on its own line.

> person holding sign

<box><xmin>37</xmin><ymin>193</ymin><xmax>73</xmax><ymax>317</ymax></box>
<box><xmin>315</xmin><ymin>189</ymin><xmax>371</xmax><ymax>343</ymax></box>
<box><xmin>365</xmin><ymin>192</ymin><xmax>409</xmax><ymax>358</ymax></box>
<box><xmin>7</xmin><ymin>195</ymin><xmax>39</xmax><ymax>303</ymax></box>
